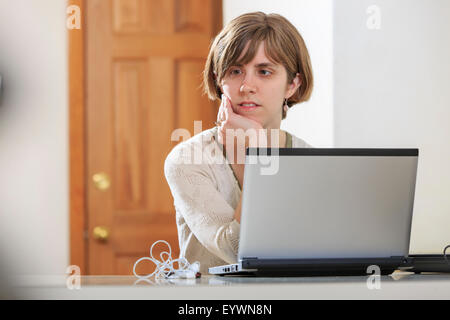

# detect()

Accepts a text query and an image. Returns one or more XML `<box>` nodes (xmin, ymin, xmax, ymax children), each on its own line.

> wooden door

<box><xmin>85</xmin><ymin>0</ymin><xmax>222</xmax><ymax>275</ymax></box>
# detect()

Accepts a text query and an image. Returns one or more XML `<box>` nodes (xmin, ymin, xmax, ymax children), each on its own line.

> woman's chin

<box><xmin>239</xmin><ymin>113</ymin><xmax>262</xmax><ymax>123</ymax></box>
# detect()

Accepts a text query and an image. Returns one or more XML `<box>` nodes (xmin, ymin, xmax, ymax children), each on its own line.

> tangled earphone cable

<box><xmin>133</xmin><ymin>240</ymin><xmax>201</xmax><ymax>281</ymax></box>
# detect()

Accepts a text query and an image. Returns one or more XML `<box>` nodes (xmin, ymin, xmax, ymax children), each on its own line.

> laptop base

<box><xmin>409</xmin><ymin>254</ymin><xmax>450</xmax><ymax>274</ymax></box>
<box><xmin>209</xmin><ymin>256</ymin><xmax>412</xmax><ymax>277</ymax></box>
<box><xmin>217</xmin><ymin>269</ymin><xmax>397</xmax><ymax>277</ymax></box>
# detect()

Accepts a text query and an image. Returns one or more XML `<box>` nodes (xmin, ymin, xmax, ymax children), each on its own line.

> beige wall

<box><xmin>0</xmin><ymin>0</ymin><xmax>69</xmax><ymax>275</ymax></box>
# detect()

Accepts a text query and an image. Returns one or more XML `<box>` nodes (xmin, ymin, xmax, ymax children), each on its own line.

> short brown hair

<box><xmin>203</xmin><ymin>12</ymin><xmax>313</xmax><ymax>119</ymax></box>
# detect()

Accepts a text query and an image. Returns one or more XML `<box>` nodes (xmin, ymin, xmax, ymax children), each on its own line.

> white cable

<box><xmin>133</xmin><ymin>240</ymin><xmax>200</xmax><ymax>280</ymax></box>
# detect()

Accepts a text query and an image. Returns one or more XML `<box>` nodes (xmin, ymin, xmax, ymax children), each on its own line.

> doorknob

<box><xmin>92</xmin><ymin>172</ymin><xmax>111</xmax><ymax>190</ymax></box>
<box><xmin>93</xmin><ymin>226</ymin><xmax>110</xmax><ymax>242</ymax></box>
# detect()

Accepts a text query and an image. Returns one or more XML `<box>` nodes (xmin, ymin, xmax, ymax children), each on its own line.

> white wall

<box><xmin>0</xmin><ymin>0</ymin><xmax>68</xmax><ymax>275</ymax></box>
<box><xmin>334</xmin><ymin>0</ymin><xmax>450</xmax><ymax>253</ymax></box>
<box><xmin>223</xmin><ymin>0</ymin><xmax>334</xmax><ymax>147</ymax></box>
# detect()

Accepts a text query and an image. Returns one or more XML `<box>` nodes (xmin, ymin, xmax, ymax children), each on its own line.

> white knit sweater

<box><xmin>164</xmin><ymin>126</ymin><xmax>312</xmax><ymax>273</ymax></box>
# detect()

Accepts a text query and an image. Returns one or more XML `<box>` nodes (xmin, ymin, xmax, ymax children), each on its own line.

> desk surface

<box><xmin>8</xmin><ymin>272</ymin><xmax>450</xmax><ymax>299</ymax></box>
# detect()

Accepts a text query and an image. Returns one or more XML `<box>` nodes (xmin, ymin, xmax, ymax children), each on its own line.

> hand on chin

<box><xmin>217</xmin><ymin>95</ymin><xmax>267</xmax><ymax>151</ymax></box>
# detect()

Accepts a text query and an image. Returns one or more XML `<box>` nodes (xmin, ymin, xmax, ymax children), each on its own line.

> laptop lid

<box><xmin>238</xmin><ymin>148</ymin><xmax>418</xmax><ymax>261</ymax></box>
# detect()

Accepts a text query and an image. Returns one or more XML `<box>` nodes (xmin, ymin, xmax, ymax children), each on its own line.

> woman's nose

<box><xmin>240</xmin><ymin>75</ymin><xmax>256</xmax><ymax>94</ymax></box>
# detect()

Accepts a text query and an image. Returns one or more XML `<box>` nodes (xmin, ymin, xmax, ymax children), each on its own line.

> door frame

<box><xmin>69</xmin><ymin>0</ymin><xmax>87</xmax><ymax>273</ymax></box>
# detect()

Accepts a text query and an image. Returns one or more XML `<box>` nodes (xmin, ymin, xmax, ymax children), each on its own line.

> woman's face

<box><xmin>219</xmin><ymin>41</ymin><xmax>300</xmax><ymax>129</ymax></box>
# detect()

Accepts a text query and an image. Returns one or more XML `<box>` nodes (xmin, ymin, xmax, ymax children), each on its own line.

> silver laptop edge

<box><xmin>209</xmin><ymin>261</ymin><xmax>257</xmax><ymax>275</ymax></box>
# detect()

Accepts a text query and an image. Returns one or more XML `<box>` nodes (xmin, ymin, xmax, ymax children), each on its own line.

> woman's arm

<box><xmin>164</xmin><ymin>151</ymin><xmax>240</xmax><ymax>264</ymax></box>
<box><xmin>217</xmin><ymin>94</ymin><xmax>264</xmax><ymax>225</ymax></box>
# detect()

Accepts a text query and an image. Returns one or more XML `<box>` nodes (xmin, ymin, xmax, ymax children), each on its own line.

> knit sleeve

<box><xmin>164</xmin><ymin>149</ymin><xmax>240</xmax><ymax>264</ymax></box>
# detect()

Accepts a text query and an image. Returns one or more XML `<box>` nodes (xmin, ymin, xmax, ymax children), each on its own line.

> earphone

<box><xmin>133</xmin><ymin>240</ymin><xmax>201</xmax><ymax>281</ymax></box>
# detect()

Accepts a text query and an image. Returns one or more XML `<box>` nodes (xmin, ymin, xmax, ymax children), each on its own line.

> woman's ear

<box><xmin>286</xmin><ymin>73</ymin><xmax>302</xmax><ymax>99</ymax></box>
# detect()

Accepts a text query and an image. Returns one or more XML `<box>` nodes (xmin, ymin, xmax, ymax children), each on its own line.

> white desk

<box><xmin>7</xmin><ymin>272</ymin><xmax>450</xmax><ymax>299</ymax></box>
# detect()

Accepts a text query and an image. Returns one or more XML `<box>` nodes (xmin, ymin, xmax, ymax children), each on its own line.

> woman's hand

<box><xmin>216</xmin><ymin>94</ymin><xmax>267</xmax><ymax>161</ymax></box>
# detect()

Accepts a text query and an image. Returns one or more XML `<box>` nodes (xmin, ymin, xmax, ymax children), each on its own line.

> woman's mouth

<box><xmin>238</xmin><ymin>102</ymin><xmax>261</xmax><ymax>111</ymax></box>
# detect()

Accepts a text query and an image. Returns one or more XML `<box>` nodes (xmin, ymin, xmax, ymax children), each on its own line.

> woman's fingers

<box><xmin>219</xmin><ymin>94</ymin><xmax>265</xmax><ymax>133</ymax></box>
<box><xmin>216</xmin><ymin>95</ymin><xmax>226</xmax><ymax>126</ymax></box>
<box><xmin>224</xmin><ymin>95</ymin><xmax>234</xmax><ymax>117</ymax></box>
<box><xmin>222</xmin><ymin>94</ymin><xmax>241</xmax><ymax>128</ymax></box>
<box><xmin>223</xmin><ymin>96</ymin><xmax>231</xmax><ymax>121</ymax></box>
<box><xmin>216</xmin><ymin>94</ymin><xmax>235</xmax><ymax>130</ymax></box>
<box><xmin>216</xmin><ymin>95</ymin><xmax>228</xmax><ymax>145</ymax></box>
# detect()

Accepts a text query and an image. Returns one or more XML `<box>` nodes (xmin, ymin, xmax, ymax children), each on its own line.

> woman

<box><xmin>164</xmin><ymin>12</ymin><xmax>314</xmax><ymax>273</ymax></box>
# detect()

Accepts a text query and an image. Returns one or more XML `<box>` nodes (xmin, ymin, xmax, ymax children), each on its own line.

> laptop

<box><xmin>209</xmin><ymin>148</ymin><xmax>419</xmax><ymax>276</ymax></box>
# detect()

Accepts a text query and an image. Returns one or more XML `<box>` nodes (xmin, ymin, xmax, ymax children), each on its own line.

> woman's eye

<box><xmin>227</xmin><ymin>68</ymin><xmax>271</xmax><ymax>77</ymax></box>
